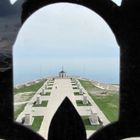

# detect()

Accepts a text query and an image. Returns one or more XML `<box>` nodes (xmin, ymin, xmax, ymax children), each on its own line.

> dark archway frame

<box><xmin>0</xmin><ymin>0</ymin><xmax>140</xmax><ymax>139</ymax></box>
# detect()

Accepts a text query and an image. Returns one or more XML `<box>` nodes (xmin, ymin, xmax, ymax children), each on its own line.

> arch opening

<box><xmin>13</xmin><ymin>3</ymin><xmax>119</xmax><ymax>139</ymax></box>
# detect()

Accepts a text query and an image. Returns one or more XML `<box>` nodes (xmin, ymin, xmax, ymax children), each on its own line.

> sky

<box><xmin>13</xmin><ymin>2</ymin><xmax>120</xmax><ymax>85</ymax></box>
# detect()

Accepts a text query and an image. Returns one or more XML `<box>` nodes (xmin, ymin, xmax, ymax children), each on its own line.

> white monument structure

<box><xmin>41</xmin><ymin>88</ymin><xmax>45</xmax><ymax>95</ymax></box>
<box><xmin>79</xmin><ymin>88</ymin><xmax>83</xmax><ymax>95</ymax></box>
<box><xmin>83</xmin><ymin>95</ymin><xmax>88</xmax><ymax>104</ymax></box>
<box><xmin>89</xmin><ymin>108</ymin><xmax>99</xmax><ymax>125</ymax></box>
<box><xmin>36</xmin><ymin>95</ymin><xmax>41</xmax><ymax>105</ymax></box>
<box><xmin>24</xmin><ymin>110</ymin><xmax>33</xmax><ymax>125</ymax></box>
<box><xmin>77</xmin><ymin>84</ymin><xmax>80</xmax><ymax>89</ymax></box>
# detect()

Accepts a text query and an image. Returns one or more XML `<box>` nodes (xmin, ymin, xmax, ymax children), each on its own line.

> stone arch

<box><xmin>12</xmin><ymin>1</ymin><xmax>120</xmax><ymax>139</ymax></box>
<box><xmin>19</xmin><ymin>0</ymin><xmax>140</xmax><ymax>139</ymax></box>
<box><xmin>0</xmin><ymin>0</ymin><xmax>140</xmax><ymax>140</ymax></box>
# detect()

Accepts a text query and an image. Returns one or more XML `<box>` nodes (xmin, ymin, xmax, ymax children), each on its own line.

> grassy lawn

<box><xmin>41</xmin><ymin>92</ymin><xmax>51</xmax><ymax>96</ymax></box>
<box><xmin>48</xmin><ymin>81</ymin><xmax>54</xmax><ymax>84</ymax></box>
<box><xmin>91</xmin><ymin>93</ymin><xmax>119</xmax><ymax>122</ymax></box>
<box><xmin>72</xmin><ymin>84</ymin><xmax>76</xmax><ymax>86</ymax></box>
<box><xmin>47</xmin><ymin>87</ymin><xmax>52</xmax><ymax>90</ymax></box>
<box><xmin>73</xmin><ymin>87</ymin><xmax>78</xmax><ymax>89</ymax></box>
<box><xmin>33</xmin><ymin>101</ymin><xmax>48</xmax><ymax>107</ymax></box>
<box><xmin>48</xmin><ymin>84</ymin><xmax>53</xmax><ymax>86</ymax></box>
<box><xmin>76</xmin><ymin>100</ymin><xmax>91</xmax><ymax>106</ymax></box>
<box><xmin>14</xmin><ymin>92</ymin><xmax>35</xmax><ymax>103</ymax></box>
<box><xmin>31</xmin><ymin>116</ymin><xmax>44</xmax><ymax>131</ymax></box>
<box><xmin>79</xmin><ymin>79</ymin><xmax>119</xmax><ymax>122</ymax></box>
<box><xmin>82</xmin><ymin>116</ymin><xmax>102</xmax><ymax>130</ymax></box>
<box><xmin>14</xmin><ymin>103</ymin><xmax>26</xmax><ymax>120</ymax></box>
<box><xmin>74</xmin><ymin>92</ymin><xmax>85</xmax><ymax>95</ymax></box>
<box><xmin>14</xmin><ymin>81</ymin><xmax>45</xmax><ymax>94</ymax></box>
<box><xmin>79</xmin><ymin>79</ymin><xmax>101</xmax><ymax>93</ymax></box>
<box><xmin>74</xmin><ymin>92</ymin><xmax>80</xmax><ymax>95</ymax></box>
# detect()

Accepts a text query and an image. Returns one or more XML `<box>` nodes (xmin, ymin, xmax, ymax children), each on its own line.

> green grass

<box><xmin>91</xmin><ymin>93</ymin><xmax>119</xmax><ymax>122</ymax></box>
<box><xmin>33</xmin><ymin>101</ymin><xmax>48</xmax><ymax>107</ymax></box>
<box><xmin>49</xmin><ymin>81</ymin><xmax>54</xmax><ymax>84</ymax></box>
<box><xmin>73</xmin><ymin>87</ymin><xmax>78</xmax><ymax>89</ymax></box>
<box><xmin>41</xmin><ymin>92</ymin><xmax>51</xmax><ymax>96</ymax></box>
<box><xmin>82</xmin><ymin>116</ymin><xmax>102</xmax><ymax>130</ymax></box>
<box><xmin>31</xmin><ymin>116</ymin><xmax>44</xmax><ymax>131</ymax></box>
<box><xmin>79</xmin><ymin>79</ymin><xmax>101</xmax><ymax>92</ymax></box>
<box><xmin>72</xmin><ymin>84</ymin><xmax>76</xmax><ymax>86</ymax></box>
<box><xmin>76</xmin><ymin>100</ymin><xmax>91</xmax><ymax>106</ymax></box>
<box><xmin>74</xmin><ymin>92</ymin><xmax>80</xmax><ymax>95</ymax></box>
<box><xmin>14</xmin><ymin>81</ymin><xmax>45</xmax><ymax>94</ymax></box>
<box><xmin>48</xmin><ymin>84</ymin><xmax>53</xmax><ymax>86</ymax></box>
<box><xmin>79</xmin><ymin>79</ymin><xmax>119</xmax><ymax>122</ymax></box>
<box><xmin>14</xmin><ymin>103</ymin><xmax>26</xmax><ymax>120</ymax></box>
<box><xmin>47</xmin><ymin>87</ymin><xmax>52</xmax><ymax>90</ymax></box>
<box><xmin>74</xmin><ymin>92</ymin><xmax>85</xmax><ymax>95</ymax></box>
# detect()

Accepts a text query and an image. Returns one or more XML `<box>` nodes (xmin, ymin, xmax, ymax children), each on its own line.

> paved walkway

<box><xmin>39</xmin><ymin>78</ymin><xmax>110</xmax><ymax>139</ymax></box>
<box><xmin>39</xmin><ymin>78</ymin><xmax>76</xmax><ymax>139</ymax></box>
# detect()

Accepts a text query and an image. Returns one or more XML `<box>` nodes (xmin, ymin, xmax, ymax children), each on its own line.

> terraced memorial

<box><xmin>14</xmin><ymin>77</ymin><xmax>119</xmax><ymax>139</ymax></box>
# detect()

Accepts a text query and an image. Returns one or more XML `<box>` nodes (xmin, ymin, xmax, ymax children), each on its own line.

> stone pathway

<box><xmin>39</xmin><ymin>78</ymin><xmax>76</xmax><ymax>139</ymax></box>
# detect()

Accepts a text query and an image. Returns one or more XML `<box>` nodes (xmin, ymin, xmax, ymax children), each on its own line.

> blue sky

<box><xmin>13</xmin><ymin>2</ymin><xmax>120</xmax><ymax>85</ymax></box>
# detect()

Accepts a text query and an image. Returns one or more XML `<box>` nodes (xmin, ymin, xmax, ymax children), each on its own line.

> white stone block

<box><xmin>89</xmin><ymin>108</ymin><xmax>99</xmax><ymax>125</ymax></box>
<box><xmin>79</xmin><ymin>88</ymin><xmax>83</xmax><ymax>95</ymax></box>
<box><xmin>83</xmin><ymin>95</ymin><xmax>88</xmax><ymax>104</ymax></box>
<box><xmin>24</xmin><ymin>110</ymin><xmax>33</xmax><ymax>125</ymax></box>
<box><xmin>45</xmin><ymin>84</ymin><xmax>48</xmax><ymax>89</ymax></box>
<box><xmin>36</xmin><ymin>95</ymin><xmax>41</xmax><ymax>104</ymax></box>
<box><xmin>77</xmin><ymin>84</ymin><xmax>80</xmax><ymax>89</ymax></box>
<box><xmin>41</xmin><ymin>88</ymin><xmax>45</xmax><ymax>94</ymax></box>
